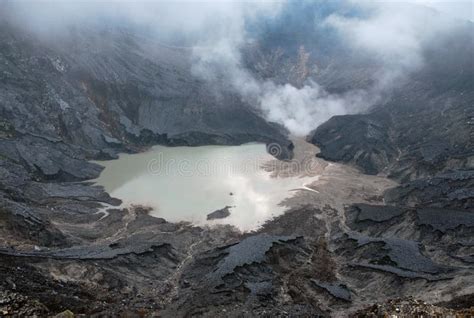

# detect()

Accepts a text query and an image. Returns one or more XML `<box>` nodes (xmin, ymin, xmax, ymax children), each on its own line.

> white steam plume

<box><xmin>2</xmin><ymin>0</ymin><xmax>470</xmax><ymax>136</ymax></box>
<box><xmin>189</xmin><ymin>1</ymin><xmax>466</xmax><ymax>136</ymax></box>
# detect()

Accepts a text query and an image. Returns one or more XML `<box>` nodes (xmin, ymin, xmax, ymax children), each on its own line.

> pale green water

<box><xmin>93</xmin><ymin>143</ymin><xmax>311</xmax><ymax>231</ymax></box>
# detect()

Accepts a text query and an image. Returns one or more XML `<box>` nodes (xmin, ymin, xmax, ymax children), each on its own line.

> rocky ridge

<box><xmin>0</xmin><ymin>4</ymin><xmax>473</xmax><ymax>318</ymax></box>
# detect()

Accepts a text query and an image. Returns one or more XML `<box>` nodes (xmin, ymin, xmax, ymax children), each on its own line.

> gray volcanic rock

<box><xmin>350</xmin><ymin>204</ymin><xmax>407</xmax><ymax>223</ymax></box>
<box><xmin>168</xmin><ymin>235</ymin><xmax>329</xmax><ymax>316</ymax></box>
<box><xmin>348</xmin><ymin>233</ymin><xmax>453</xmax><ymax>277</ymax></box>
<box><xmin>308</xmin><ymin>114</ymin><xmax>396</xmax><ymax>175</ymax></box>
<box><xmin>14</xmin><ymin>137</ymin><xmax>103</xmax><ymax>181</ymax></box>
<box><xmin>308</xmin><ymin>24</ymin><xmax>474</xmax><ymax>181</ymax></box>
<box><xmin>0</xmin><ymin>198</ymin><xmax>69</xmax><ymax>247</ymax></box>
<box><xmin>206</xmin><ymin>206</ymin><xmax>232</xmax><ymax>220</ymax></box>
<box><xmin>0</xmin><ymin>18</ymin><xmax>294</xmax><ymax>299</ymax></box>
<box><xmin>205</xmin><ymin>234</ymin><xmax>296</xmax><ymax>285</ymax></box>
<box><xmin>0</xmin><ymin>20</ymin><xmax>293</xmax><ymax>163</ymax></box>
<box><xmin>0</xmin><ymin>137</ymin><xmax>103</xmax><ymax>182</ymax></box>
<box><xmin>301</xmin><ymin>21</ymin><xmax>474</xmax><ymax>309</ymax></box>
<box><xmin>0</xmin><ymin>2</ymin><xmax>473</xmax><ymax>316</ymax></box>
<box><xmin>353</xmin><ymin>297</ymin><xmax>474</xmax><ymax>317</ymax></box>
<box><xmin>0</xmin><ymin>242</ymin><xmax>171</xmax><ymax>260</ymax></box>
<box><xmin>416</xmin><ymin>208</ymin><xmax>474</xmax><ymax>233</ymax></box>
<box><xmin>311</xmin><ymin>280</ymin><xmax>351</xmax><ymax>302</ymax></box>
<box><xmin>22</xmin><ymin>182</ymin><xmax>120</xmax><ymax>205</ymax></box>
<box><xmin>384</xmin><ymin>170</ymin><xmax>474</xmax><ymax>210</ymax></box>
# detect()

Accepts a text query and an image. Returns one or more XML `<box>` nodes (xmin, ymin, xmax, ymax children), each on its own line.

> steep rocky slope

<box><xmin>308</xmin><ymin>25</ymin><xmax>474</xmax><ymax>181</ymax></box>
<box><xmin>0</xmin><ymin>18</ymin><xmax>293</xmax><ymax>256</ymax></box>
<box><xmin>0</xmin><ymin>3</ymin><xmax>473</xmax><ymax>317</ymax></box>
<box><xmin>0</xmin><ymin>20</ymin><xmax>293</xmax><ymax>168</ymax></box>
<box><xmin>300</xmin><ymin>11</ymin><xmax>474</xmax><ymax>317</ymax></box>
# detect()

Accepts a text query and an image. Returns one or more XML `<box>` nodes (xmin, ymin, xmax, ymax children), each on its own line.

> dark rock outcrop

<box><xmin>416</xmin><ymin>208</ymin><xmax>474</xmax><ymax>233</ymax></box>
<box><xmin>308</xmin><ymin>113</ymin><xmax>396</xmax><ymax>175</ymax></box>
<box><xmin>206</xmin><ymin>206</ymin><xmax>232</xmax><ymax>220</ymax></box>
<box><xmin>311</xmin><ymin>280</ymin><xmax>352</xmax><ymax>302</ymax></box>
<box><xmin>0</xmin><ymin>2</ymin><xmax>472</xmax><ymax>316</ymax></box>
<box><xmin>384</xmin><ymin>170</ymin><xmax>474</xmax><ymax>210</ymax></box>
<box><xmin>307</xmin><ymin>23</ymin><xmax>474</xmax><ymax>182</ymax></box>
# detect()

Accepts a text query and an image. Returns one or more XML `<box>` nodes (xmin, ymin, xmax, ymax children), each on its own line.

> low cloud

<box><xmin>324</xmin><ymin>1</ymin><xmax>460</xmax><ymax>89</ymax></box>
<box><xmin>2</xmin><ymin>0</ymin><xmax>469</xmax><ymax>136</ymax></box>
<box><xmin>189</xmin><ymin>1</ymin><xmax>466</xmax><ymax>136</ymax></box>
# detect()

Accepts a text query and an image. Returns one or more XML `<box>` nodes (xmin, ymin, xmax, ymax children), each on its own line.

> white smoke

<box><xmin>324</xmin><ymin>1</ymin><xmax>461</xmax><ymax>90</ymax></box>
<box><xmin>187</xmin><ymin>3</ymin><xmax>369</xmax><ymax>137</ymax></box>
<box><xmin>2</xmin><ymin>0</ymin><xmax>470</xmax><ymax>136</ymax></box>
<box><xmin>259</xmin><ymin>82</ymin><xmax>373</xmax><ymax>136</ymax></box>
<box><xmin>188</xmin><ymin>1</ymin><xmax>467</xmax><ymax>136</ymax></box>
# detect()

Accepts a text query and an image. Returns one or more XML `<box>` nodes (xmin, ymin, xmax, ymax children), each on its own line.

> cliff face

<box><xmin>0</xmin><ymin>4</ymin><xmax>473</xmax><ymax>317</ymax></box>
<box><xmin>0</xmin><ymin>21</ymin><xmax>293</xmax><ymax>261</ymax></box>
<box><xmin>0</xmin><ymin>21</ymin><xmax>293</xmax><ymax>176</ymax></box>
<box><xmin>305</xmin><ymin>24</ymin><xmax>474</xmax><ymax>239</ymax></box>
<box><xmin>308</xmin><ymin>25</ymin><xmax>474</xmax><ymax>182</ymax></box>
<box><xmin>0</xmin><ymin>21</ymin><xmax>295</xmax><ymax>314</ymax></box>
